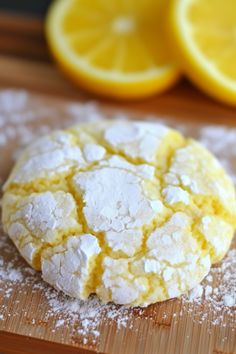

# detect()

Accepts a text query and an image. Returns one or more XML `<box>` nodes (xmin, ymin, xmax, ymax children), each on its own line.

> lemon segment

<box><xmin>46</xmin><ymin>0</ymin><xmax>180</xmax><ymax>99</ymax></box>
<box><xmin>168</xmin><ymin>0</ymin><xmax>236</xmax><ymax>105</ymax></box>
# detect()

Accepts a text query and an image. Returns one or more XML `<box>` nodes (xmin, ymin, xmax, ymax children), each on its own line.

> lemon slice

<box><xmin>46</xmin><ymin>0</ymin><xmax>180</xmax><ymax>99</ymax></box>
<box><xmin>168</xmin><ymin>0</ymin><xmax>236</xmax><ymax>105</ymax></box>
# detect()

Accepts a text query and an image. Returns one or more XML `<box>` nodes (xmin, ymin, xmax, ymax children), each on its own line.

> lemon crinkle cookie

<box><xmin>2</xmin><ymin>120</ymin><xmax>236</xmax><ymax>307</ymax></box>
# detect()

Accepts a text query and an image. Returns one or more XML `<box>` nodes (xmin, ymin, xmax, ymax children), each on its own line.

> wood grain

<box><xmin>0</xmin><ymin>12</ymin><xmax>49</xmax><ymax>62</ymax></box>
<box><xmin>0</xmin><ymin>332</ymin><xmax>95</xmax><ymax>354</ymax></box>
<box><xmin>0</xmin><ymin>11</ymin><xmax>235</xmax><ymax>354</ymax></box>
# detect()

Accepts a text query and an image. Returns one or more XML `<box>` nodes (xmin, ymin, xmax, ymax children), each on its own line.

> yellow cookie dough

<box><xmin>2</xmin><ymin>120</ymin><xmax>236</xmax><ymax>307</ymax></box>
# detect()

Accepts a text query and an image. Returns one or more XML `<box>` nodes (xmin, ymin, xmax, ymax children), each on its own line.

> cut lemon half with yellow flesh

<box><xmin>46</xmin><ymin>0</ymin><xmax>180</xmax><ymax>100</ymax></box>
<box><xmin>168</xmin><ymin>0</ymin><xmax>236</xmax><ymax>105</ymax></box>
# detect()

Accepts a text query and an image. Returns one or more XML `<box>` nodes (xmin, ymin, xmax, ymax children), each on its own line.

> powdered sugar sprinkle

<box><xmin>0</xmin><ymin>90</ymin><xmax>235</xmax><ymax>344</ymax></box>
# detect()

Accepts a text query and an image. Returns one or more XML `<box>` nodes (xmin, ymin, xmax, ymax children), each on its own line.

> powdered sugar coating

<box><xmin>83</xmin><ymin>143</ymin><xmax>106</xmax><ymax>162</ymax></box>
<box><xmin>104</xmin><ymin>121</ymin><xmax>169</xmax><ymax>163</ymax></box>
<box><xmin>4</xmin><ymin>131</ymin><xmax>85</xmax><ymax>186</ymax></box>
<box><xmin>163</xmin><ymin>186</ymin><xmax>190</xmax><ymax>205</ymax></box>
<box><xmin>72</xmin><ymin>167</ymin><xmax>160</xmax><ymax>233</ymax></box>
<box><xmin>198</xmin><ymin>216</ymin><xmax>233</xmax><ymax>262</ymax></box>
<box><xmin>105</xmin><ymin>229</ymin><xmax>143</xmax><ymax>256</ymax></box>
<box><xmin>42</xmin><ymin>234</ymin><xmax>101</xmax><ymax>299</ymax></box>
<box><xmin>164</xmin><ymin>141</ymin><xmax>236</xmax><ymax>215</ymax></box>
<box><xmin>2</xmin><ymin>119</ymin><xmax>236</xmax><ymax>307</ymax></box>
<box><xmin>2</xmin><ymin>191</ymin><xmax>80</xmax><ymax>268</ymax></box>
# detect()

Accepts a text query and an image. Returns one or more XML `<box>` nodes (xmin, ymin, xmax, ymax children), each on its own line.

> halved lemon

<box><xmin>46</xmin><ymin>0</ymin><xmax>180</xmax><ymax>100</ymax></box>
<box><xmin>168</xmin><ymin>0</ymin><xmax>236</xmax><ymax>105</ymax></box>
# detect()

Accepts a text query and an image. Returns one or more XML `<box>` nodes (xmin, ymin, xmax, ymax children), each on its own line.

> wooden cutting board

<box><xmin>0</xmin><ymin>12</ymin><xmax>235</xmax><ymax>354</ymax></box>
